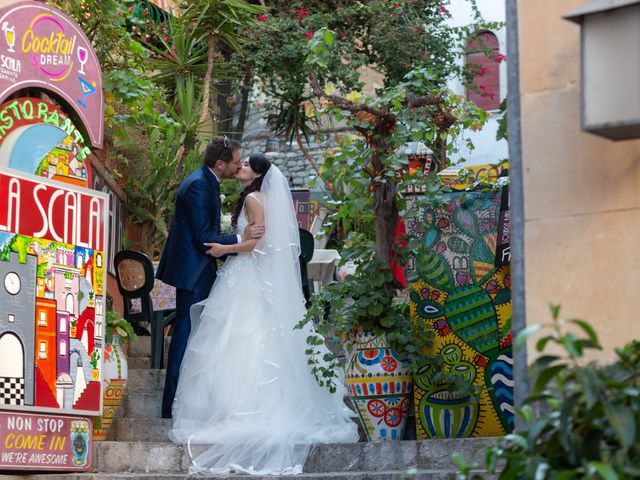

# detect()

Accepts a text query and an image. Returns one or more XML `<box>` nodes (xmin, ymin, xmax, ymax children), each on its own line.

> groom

<box><xmin>156</xmin><ymin>137</ymin><xmax>264</xmax><ymax>418</ymax></box>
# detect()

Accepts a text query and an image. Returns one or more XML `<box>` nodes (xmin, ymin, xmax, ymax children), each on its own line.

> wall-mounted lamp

<box><xmin>565</xmin><ymin>0</ymin><xmax>640</xmax><ymax>140</ymax></box>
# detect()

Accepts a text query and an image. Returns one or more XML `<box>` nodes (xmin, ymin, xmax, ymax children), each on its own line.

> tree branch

<box><xmin>308</xmin><ymin>74</ymin><xmax>455</xmax><ymax>130</ymax></box>
<box><xmin>308</xmin><ymin>74</ymin><xmax>395</xmax><ymax>123</ymax></box>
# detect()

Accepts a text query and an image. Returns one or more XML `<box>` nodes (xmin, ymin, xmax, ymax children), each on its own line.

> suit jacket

<box><xmin>156</xmin><ymin>166</ymin><xmax>237</xmax><ymax>291</ymax></box>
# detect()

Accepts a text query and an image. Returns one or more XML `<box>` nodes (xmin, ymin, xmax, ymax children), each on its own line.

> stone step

<box><xmin>121</xmin><ymin>391</ymin><xmax>162</xmax><ymax>418</ymax></box>
<box><xmin>75</xmin><ymin>439</ymin><xmax>492</xmax><ymax>474</ymax></box>
<box><xmin>127</xmin><ymin>336</ymin><xmax>152</xmax><ymax>358</ymax></box>
<box><xmin>110</xmin><ymin>417</ymin><xmax>172</xmax><ymax>442</ymax></box>
<box><xmin>109</xmin><ymin>416</ymin><xmax>366</xmax><ymax>443</ymax></box>
<box><xmin>127</xmin><ymin>356</ymin><xmax>152</xmax><ymax>369</ymax></box>
<box><xmin>127</xmin><ymin>368</ymin><xmax>166</xmax><ymax>392</ymax></box>
<box><xmin>24</xmin><ymin>469</ymin><xmax>484</xmax><ymax>480</ymax></box>
<box><xmin>305</xmin><ymin>438</ymin><xmax>492</xmax><ymax>473</ymax></box>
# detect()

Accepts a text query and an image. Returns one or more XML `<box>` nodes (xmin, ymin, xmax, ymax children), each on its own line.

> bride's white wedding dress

<box><xmin>169</xmin><ymin>167</ymin><xmax>358</xmax><ymax>475</ymax></box>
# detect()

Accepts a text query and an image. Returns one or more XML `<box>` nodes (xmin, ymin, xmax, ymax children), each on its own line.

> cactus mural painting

<box><xmin>407</xmin><ymin>188</ymin><xmax>513</xmax><ymax>438</ymax></box>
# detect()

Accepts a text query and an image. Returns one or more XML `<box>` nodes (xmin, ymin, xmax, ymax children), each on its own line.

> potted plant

<box><xmin>301</xmin><ymin>257</ymin><xmax>420</xmax><ymax>441</ymax></box>
<box><xmin>93</xmin><ymin>310</ymin><xmax>138</xmax><ymax>441</ymax></box>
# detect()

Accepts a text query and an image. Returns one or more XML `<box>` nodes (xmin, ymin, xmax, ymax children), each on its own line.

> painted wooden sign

<box><xmin>0</xmin><ymin>169</ymin><xmax>108</xmax><ymax>416</ymax></box>
<box><xmin>0</xmin><ymin>1</ymin><xmax>105</xmax><ymax>472</ymax></box>
<box><xmin>0</xmin><ymin>97</ymin><xmax>92</xmax><ymax>187</ymax></box>
<box><xmin>0</xmin><ymin>411</ymin><xmax>91</xmax><ymax>470</ymax></box>
<box><xmin>0</xmin><ymin>1</ymin><xmax>103</xmax><ymax>148</ymax></box>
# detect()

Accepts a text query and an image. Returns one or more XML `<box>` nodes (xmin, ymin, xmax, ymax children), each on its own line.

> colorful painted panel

<box><xmin>439</xmin><ymin>162</ymin><xmax>508</xmax><ymax>190</ymax></box>
<box><xmin>407</xmin><ymin>189</ymin><xmax>513</xmax><ymax>438</ymax></box>
<box><xmin>0</xmin><ymin>98</ymin><xmax>92</xmax><ymax>188</ymax></box>
<box><xmin>291</xmin><ymin>189</ymin><xmax>312</xmax><ymax>231</ymax></box>
<box><xmin>0</xmin><ymin>169</ymin><xmax>108</xmax><ymax>415</ymax></box>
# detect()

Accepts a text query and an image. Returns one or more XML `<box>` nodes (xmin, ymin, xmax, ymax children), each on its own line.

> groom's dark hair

<box><xmin>232</xmin><ymin>153</ymin><xmax>271</xmax><ymax>228</ymax></box>
<box><xmin>204</xmin><ymin>136</ymin><xmax>240</xmax><ymax>168</ymax></box>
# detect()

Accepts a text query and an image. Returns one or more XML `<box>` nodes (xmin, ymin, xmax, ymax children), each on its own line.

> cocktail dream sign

<box><xmin>0</xmin><ymin>1</ymin><xmax>103</xmax><ymax>148</ymax></box>
<box><xmin>0</xmin><ymin>1</ymin><xmax>106</xmax><ymax>472</ymax></box>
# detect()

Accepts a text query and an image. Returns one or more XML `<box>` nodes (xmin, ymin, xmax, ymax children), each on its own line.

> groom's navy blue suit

<box><xmin>157</xmin><ymin>165</ymin><xmax>237</xmax><ymax>418</ymax></box>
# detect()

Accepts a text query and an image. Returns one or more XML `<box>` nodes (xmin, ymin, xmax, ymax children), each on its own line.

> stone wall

<box><xmin>240</xmin><ymin>96</ymin><xmax>350</xmax><ymax>189</ymax></box>
<box><xmin>240</xmin><ymin>134</ymin><xmax>336</xmax><ymax>189</ymax></box>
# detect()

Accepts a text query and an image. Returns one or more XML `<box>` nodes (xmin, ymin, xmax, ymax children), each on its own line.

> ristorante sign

<box><xmin>0</xmin><ymin>1</ymin><xmax>103</xmax><ymax>148</ymax></box>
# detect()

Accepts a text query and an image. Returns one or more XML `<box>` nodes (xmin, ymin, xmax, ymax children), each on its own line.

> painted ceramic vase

<box><xmin>93</xmin><ymin>334</ymin><xmax>128</xmax><ymax>441</ymax></box>
<box><xmin>344</xmin><ymin>332</ymin><xmax>412</xmax><ymax>441</ymax></box>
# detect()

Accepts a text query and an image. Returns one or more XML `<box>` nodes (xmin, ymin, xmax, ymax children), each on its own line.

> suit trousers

<box><xmin>162</xmin><ymin>264</ymin><xmax>216</xmax><ymax>418</ymax></box>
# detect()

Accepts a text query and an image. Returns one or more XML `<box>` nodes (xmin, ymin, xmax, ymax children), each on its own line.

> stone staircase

<box><xmin>23</xmin><ymin>337</ymin><xmax>496</xmax><ymax>479</ymax></box>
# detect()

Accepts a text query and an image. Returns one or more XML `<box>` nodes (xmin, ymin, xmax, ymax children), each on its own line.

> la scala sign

<box><xmin>0</xmin><ymin>170</ymin><xmax>105</xmax><ymax>251</ymax></box>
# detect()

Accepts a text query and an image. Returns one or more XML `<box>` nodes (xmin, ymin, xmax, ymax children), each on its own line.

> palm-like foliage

<box><xmin>145</xmin><ymin>18</ymin><xmax>209</xmax><ymax>103</ymax></box>
<box><xmin>178</xmin><ymin>0</ymin><xmax>267</xmax><ymax>130</ymax></box>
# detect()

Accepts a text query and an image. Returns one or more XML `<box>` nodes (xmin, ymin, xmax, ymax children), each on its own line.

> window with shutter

<box><xmin>466</xmin><ymin>31</ymin><xmax>501</xmax><ymax>111</ymax></box>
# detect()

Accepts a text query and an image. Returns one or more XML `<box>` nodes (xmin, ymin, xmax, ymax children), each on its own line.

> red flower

<box><xmin>438</xmin><ymin>5</ymin><xmax>449</xmax><ymax>14</ymax></box>
<box><xmin>257</xmin><ymin>14</ymin><xmax>268</xmax><ymax>22</ymax></box>
<box><xmin>304</xmin><ymin>30</ymin><xmax>314</xmax><ymax>38</ymax></box>
<box><xmin>494</xmin><ymin>52</ymin><xmax>507</xmax><ymax>63</ymax></box>
<box><xmin>393</xmin><ymin>3</ymin><xmax>401</xmax><ymax>8</ymax></box>
<box><xmin>297</xmin><ymin>8</ymin><xmax>311</xmax><ymax>26</ymax></box>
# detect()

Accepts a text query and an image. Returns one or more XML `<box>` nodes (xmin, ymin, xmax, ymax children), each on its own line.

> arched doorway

<box><xmin>0</xmin><ymin>333</ymin><xmax>25</xmax><ymax>405</ymax></box>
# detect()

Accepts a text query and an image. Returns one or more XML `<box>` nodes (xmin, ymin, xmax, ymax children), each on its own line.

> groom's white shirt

<box><xmin>209</xmin><ymin>167</ymin><xmax>242</xmax><ymax>243</ymax></box>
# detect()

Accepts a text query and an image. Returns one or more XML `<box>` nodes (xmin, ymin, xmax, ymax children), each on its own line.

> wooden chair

<box><xmin>114</xmin><ymin>250</ymin><xmax>175</xmax><ymax>369</ymax></box>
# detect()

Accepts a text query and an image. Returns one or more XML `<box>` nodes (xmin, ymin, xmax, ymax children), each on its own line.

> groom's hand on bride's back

<box><xmin>242</xmin><ymin>221</ymin><xmax>265</xmax><ymax>242</ymax></box>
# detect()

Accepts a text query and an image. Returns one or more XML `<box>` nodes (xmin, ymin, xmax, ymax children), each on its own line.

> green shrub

<box><xmin>454</xmin><ymin>305</ymin><xmax>640</xmax><ymax>479</ymax></box>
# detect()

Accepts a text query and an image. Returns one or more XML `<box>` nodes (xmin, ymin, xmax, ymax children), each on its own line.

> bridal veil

<box><xmin>169</xmin><ymin>166</ymin><xmax>358</xmax><ymax>474</ymax></box>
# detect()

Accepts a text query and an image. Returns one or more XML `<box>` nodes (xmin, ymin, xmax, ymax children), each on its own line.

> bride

<box><xmin>168</xmin><ymin>153</ymin><xmax>358</xmax><ymax>474</ymax></box>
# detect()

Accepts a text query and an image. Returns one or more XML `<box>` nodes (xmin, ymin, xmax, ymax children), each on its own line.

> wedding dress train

<box><xmin>169</xmin><ymin>167</ymin><xmax>358</xmax><ymax>474</ymax></box>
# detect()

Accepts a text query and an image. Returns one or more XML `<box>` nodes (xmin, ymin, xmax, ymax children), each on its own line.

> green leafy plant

<box><xmin>105</xmin><ymin>310</ymin><xmax>139</xmax><ymax>345</ymax></box>
<box><xmin>297</xmin><ymin>258</ymin><xmax>414</xmax><ymax>392</ymax></box>
<box><xmin>454</xmin><ymin>305</ymin><xmax>640</xmax><ymax>479</ymax></box>
<box><xmin>295</xmin><ymin>30</ymin><xmax>488</xmax><ymax>396</ymax></box>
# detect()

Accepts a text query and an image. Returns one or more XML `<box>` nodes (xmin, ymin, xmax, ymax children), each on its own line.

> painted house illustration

<box><xmin>0</xmin><ymin>236</ymin><xmax>103</xmax><ymax>412</ymax></box>
<box><xmin>34</xmin><ymin>297</ymin><xmax>58</xmax><ymax>407</ymax></box>
<box><xmin>0</xmin><ymin>252</ymin><xmax>37</xmax><ymax>406</ymax></box>
<box><xmin>55</xmin><ymin>310</ymin><xmax>71</xmax><ymax>408</ymax></box>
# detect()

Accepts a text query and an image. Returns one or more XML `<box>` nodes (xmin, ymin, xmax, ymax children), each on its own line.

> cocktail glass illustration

<box><xmin>2</xmin><ymin>23</ymin><xmax>15</xmax><ymax>53</ymax></box>
<box><xmin>77</xmin><ymin>46</ymin><xmax>88</xmax><ymax>75</ymax></box>
<box><xmin>77</xmin><ymin>77</ymin><xmax>96</xmax><ymax>108</ymax></box>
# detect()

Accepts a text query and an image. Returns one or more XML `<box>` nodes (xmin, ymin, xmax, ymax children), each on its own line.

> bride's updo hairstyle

<box><xmin>231</xmin><ymin>153</ymin><xmax>271</xmax><ymax>228</ymax></box>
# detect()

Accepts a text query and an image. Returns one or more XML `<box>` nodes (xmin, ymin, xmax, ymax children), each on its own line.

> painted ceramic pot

<box><xmin>344</xmin><ymin>332</ymin><xmax>412</xmax><ymax>441</ymax></box>
<box><xmin>93</xmin><ymin>335</ymin><xmax>128</xmax><ymax>441</ymax></box>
